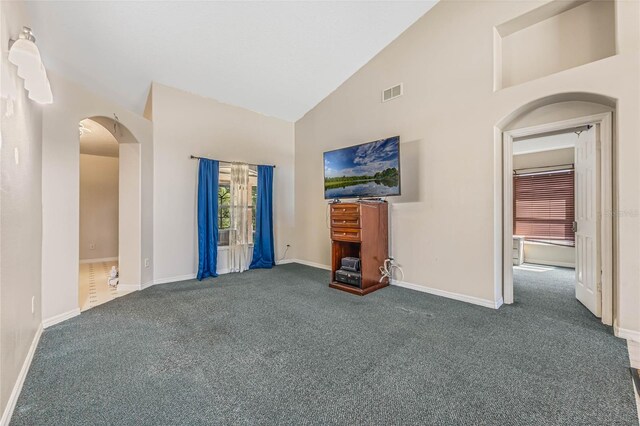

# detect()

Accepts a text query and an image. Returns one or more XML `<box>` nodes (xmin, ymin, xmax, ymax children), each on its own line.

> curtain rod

<box><xmin>513</xmin><ymin>124</ymin><xmax>592</xmax><ymax>142</ymax></box>
<box><xmin>190</xmin><ymin>155</ymin><xmax>275</xmax><ymax>168</ymax></box>
<box><xmin>513</xmin><ymin>163</ymin><xmax>574</xmax><ymax>172</ymax></box>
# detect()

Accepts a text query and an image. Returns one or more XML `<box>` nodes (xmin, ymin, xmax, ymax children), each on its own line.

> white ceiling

<box><xmin>513</xmin><ymin>132</ymin><xmax>577</xmax><ymax>155</ymax></box>
<box><xmin>25</xmin><ymin>1</ymin><xmax>437</xmax><ymax>122</ymax></box>
<box><xmin>80</xmin><ymin>119</ymin><xmax>119</xmax><ymax>158</ymax></box>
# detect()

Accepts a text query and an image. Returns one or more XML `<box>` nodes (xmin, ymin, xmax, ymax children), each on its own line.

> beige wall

<box><xmin>41</xmin><ymin>73</ymin><xmax>153</xmax><ymax>322</ymax></box>
<box><xmin>151</xmin><ymin>83</ymin><xmax>295</xmax><ymax>282</ymax></box>
<box><xmin>294</xmin><ymin>0</ymin><xmax>639</xmax><ymax>336</ymax></box>
<box><xmin>117</xmin><ymin>141</ymin><xmax>142</xmax><ymax>288</ymax></box>
<box><xmin>0</xmin><ymin>1</ymin><xmax>43</xmax><ymax>418</ymax></box>
<box><xmin>79</xmin><ymin>154</ymin><xmax>119</xmax><ymax>260</ymax></box>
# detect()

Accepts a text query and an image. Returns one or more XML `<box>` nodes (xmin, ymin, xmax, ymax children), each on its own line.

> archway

<box><xmin>495</xmin><ymin>93</ymin><xmax>616</xmax><ymax>326</ymax></box>
<box><xmin>77</xmin><ymin>116</ymin><xmax>141</xmax><ymax>311</ymax></box>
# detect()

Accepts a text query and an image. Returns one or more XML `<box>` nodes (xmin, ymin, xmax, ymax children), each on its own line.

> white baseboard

<box><xmin>220</xmin><ymin>268</ymin><xmax>257</xmax><ymax>275</ymax></box>
<box><xmin>524</xmin><ymin>259</ymin><xmax>575</xmax><ymax>268</ymax></box>
<box><xmin>79</xmin><ymin>257</ymin><xmax>118</xmax><ymax>264</ymax></box>
<box><xmin>0</xmin><ymin>324</ymin><xmax>42</xmax><ymax>426</ymax></box>
<box><xmin>151</xmin><ymin>268</ymin><xmax>240</xmax><ymax>286</ymax></box>
<box><xmin>117</xmin><ymin>283</ymin><xmax>141</xmax><ymax>292</ymax></box>
<box><xmin>153</xmin><ymin>273</ymin><xmax>197</xmax><ymax>285</ymax></box>
<box><xmin>43</xmin><ymin>308</ymin><xmax>81</xmax><ymax>329</ymax></box>
<box><xmin>282</xmin><ymin>258</ymin><xmax>331</xmax><ymax>271</ymax></box>
<box><xmin>627</xmin><ymin>340</ymin><xmax>640</xmax><ymax>369</ymax></box>
<box><xmin>391</xmin><ymin>279</ymin><xmax>501</xmax><ymax>309</ymax></box>
<box><xmin>152</xmin><ymin>261</ymin><xmax>329</xmax><ymax>287</ymax></box>
<box><xmin>275</xmin><ymin>261</ymin><xmax>502</xmax><ymax>313</ymax></box>
<box><xmin>140</xmin><ymin>280</ymin><xmax>155</xmax><ymax>290</ymax></box>
<box><xmin>615</xmin><ymin>323</ymin><xmax>640</xmax><ymax>342</ymax></box>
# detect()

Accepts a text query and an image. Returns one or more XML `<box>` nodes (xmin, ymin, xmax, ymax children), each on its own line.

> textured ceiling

<box><xmin>25</xmin><ymin>1</ymin><xmax>437</xmax><ymax>121</ymax></box>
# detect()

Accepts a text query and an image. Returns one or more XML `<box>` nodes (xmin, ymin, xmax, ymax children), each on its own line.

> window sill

<box><xmin>217</xmin><ymin>244</ymin><xmax>254</xmax><ymax>251</ymax></box>
<box><xmin>524</xmin><ymin>240</ymin><xmax>574</xmax><ymax>248</ymax></box>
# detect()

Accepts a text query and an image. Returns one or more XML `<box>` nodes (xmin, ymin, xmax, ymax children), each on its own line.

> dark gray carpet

<box><xmin>11</xmin><ymin>264</ymin><xmax>637</xmax><ymax>425</ymax></box>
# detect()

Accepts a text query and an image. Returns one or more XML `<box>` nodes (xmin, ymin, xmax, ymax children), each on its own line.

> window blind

<box><xmin>513</xmin><ymin>170</ymin><xmax>575</xmax><ymax>245</ymax></box>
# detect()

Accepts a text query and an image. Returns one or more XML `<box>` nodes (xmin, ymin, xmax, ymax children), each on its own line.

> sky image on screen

<box><xmin>324</xmin><ymin>136</ymin><xmax>400</xmax><ymax>199</ymax></box>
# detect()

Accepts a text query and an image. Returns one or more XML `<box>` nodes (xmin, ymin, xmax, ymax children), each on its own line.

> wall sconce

<box><xmin>8</xmin><ymin>26</ymin><xmax>53</xmax><ymax>104</ymax></box>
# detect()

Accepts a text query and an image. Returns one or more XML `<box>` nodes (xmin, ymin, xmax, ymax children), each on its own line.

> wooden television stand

<box><xmin>329</xmin><ymin>201</ymin><xmax>389</xmax><ymax>295</ymax></box>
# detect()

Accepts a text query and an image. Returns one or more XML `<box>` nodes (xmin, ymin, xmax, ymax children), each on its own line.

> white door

<box><xmin>574</xmin><ymin>125</ymin><xmax>601</xmax><ymax>317</ymax></box>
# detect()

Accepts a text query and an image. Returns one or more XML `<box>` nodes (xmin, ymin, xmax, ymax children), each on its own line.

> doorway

<box><xmin>502</xmin><ymin>112</ymin><xmax>613</xmax><ymax>325</ymax></box>
<box><xmin>78</xmin><ymin>118</ymin><xmax>127</xmax><ymax>311</ymax></box>
<box><xmin>77</xmin><ymin>116</ymin><xmax>141</xmax><ymax>311</ymax></box>
<box><xmin>511</xmin><ymin>130</ymin><xmax>579</xmax><ymax>314</ymax></box>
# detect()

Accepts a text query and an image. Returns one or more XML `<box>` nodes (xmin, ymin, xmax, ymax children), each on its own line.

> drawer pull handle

<box><xmin>342</xmin><ymin>220</ymin><xmax>346</xmax><ymax>223</ymax></box>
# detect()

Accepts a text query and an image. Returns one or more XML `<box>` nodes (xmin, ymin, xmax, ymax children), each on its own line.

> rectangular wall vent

<box><xmin>382</xmin><ymin>83</ymin><xmax>403</xmax><ymax>102</ymax></box>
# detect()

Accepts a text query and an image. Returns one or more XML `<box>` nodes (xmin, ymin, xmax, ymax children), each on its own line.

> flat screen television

<box><xmin>323</xmin><ymin>136</ymin><xmax>400</xmax><ymax>200</ymax></box>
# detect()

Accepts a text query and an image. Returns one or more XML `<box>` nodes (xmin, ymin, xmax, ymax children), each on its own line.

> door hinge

<box><xmin>572</xmin><ymin>221</ymin><xmax>578</xmax><ymax>232</ymax></box>
<box><xmin>597</xmin><ymin>281</ymin><xmax>602</xmax><ymax>292</ymax></box>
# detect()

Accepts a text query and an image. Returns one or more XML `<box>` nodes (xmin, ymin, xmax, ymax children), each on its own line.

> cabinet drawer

<box><xmin>331</xmin><ymin>228</ymin><xmax>361</xmax><ymax>242</ymax></box>
<box><xmin>330</xmin><ymin>204</ymin><xmax>359</xmax><ymax>216</ymax></box>
<box><xmin>331</xmin><ymin>215</ymin><xmax>360</xmax><ymax>228</ymax></box>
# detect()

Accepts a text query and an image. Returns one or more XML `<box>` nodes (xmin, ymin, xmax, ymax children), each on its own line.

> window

<box><xmin>513</xmin><ymin>169</ymin><xmax>575</xmax><ymax>246</ymax></box>
<box><xmin>218</xmin><ymin>184</ymin><xmax>231</xmax><ymax>246</ymax></box>
<box><xmin>217</xmin><ymin>165</ymin><xmax>257</xmax><ymax>246</ymax></box>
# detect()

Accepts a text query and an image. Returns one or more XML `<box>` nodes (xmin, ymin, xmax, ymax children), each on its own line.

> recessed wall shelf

<box><xmin>494</xmin><ymin>0</ymin><xmax>616</xmax><ymax>91</ymax></box>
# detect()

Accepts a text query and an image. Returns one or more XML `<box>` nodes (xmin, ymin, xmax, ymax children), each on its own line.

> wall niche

<box><xmin>495</xmin><ymin>0</ymin><xmax>616</xmax><ymax>90</ymax></box>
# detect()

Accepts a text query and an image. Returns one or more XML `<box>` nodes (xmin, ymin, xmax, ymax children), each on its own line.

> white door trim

<box><xmin>502</xmin><ymin>112</ymin><xmax>613</xmax><ymax>326</ymax></box>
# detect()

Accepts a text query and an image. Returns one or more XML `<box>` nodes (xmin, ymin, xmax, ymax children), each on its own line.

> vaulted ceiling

<box><xmin>25</xmin><ymin>1</ymin><xmax>437</xmax><ymax>122</ymax></box>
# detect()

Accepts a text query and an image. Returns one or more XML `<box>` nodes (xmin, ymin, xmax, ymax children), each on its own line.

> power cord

<box><xmin>379</xmin><ymin>257</ymin><xmax>404</xmax><ymax>283</ymax></box>
<box><xmin>325</xmin><ymin>203</ymin><xmax>331</xmax><ymax>229</ymax></box>
<box><xmin>278</xmin><ymin>244</ymin><xmax>290</xmax><ymax>262</ymax></box>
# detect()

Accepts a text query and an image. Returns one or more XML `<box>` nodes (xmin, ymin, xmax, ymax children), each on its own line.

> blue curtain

<box><xmin>250</xmin><ymin>165</ymin><xmax>275</xmax><ymax>269</ymax></box>
<box><xmin>197</xmin><ymin>159</ymin><xmax>219</xmax><ymax>280</ymax></box>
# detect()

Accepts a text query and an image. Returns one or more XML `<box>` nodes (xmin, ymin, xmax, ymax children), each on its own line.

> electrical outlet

<box><xmin>144</xmin><ymin>258</ymin><xmax>150</xmax><ymax>268</ymax></box>
<box><xmin>89</xmin><ymin>243</ymin><xmax>95</xmax><ymax>250</ymax></box>
<box><xmin>31</xmin><ymin>296</ymin><xmax>35</xmax><ymax>315</ymax></box>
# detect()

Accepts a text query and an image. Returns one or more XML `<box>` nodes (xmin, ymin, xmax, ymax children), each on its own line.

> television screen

<box><xmin>323</xmin><ymin>136</ymin><xmax>400</xmax><ymax>199</ymax></box>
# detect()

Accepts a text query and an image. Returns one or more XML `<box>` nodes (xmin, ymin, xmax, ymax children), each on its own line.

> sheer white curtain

<box><xmin>228</xmin><ymin>163</ymin><xmax>252</xmax><ymax>272</ymax></box>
